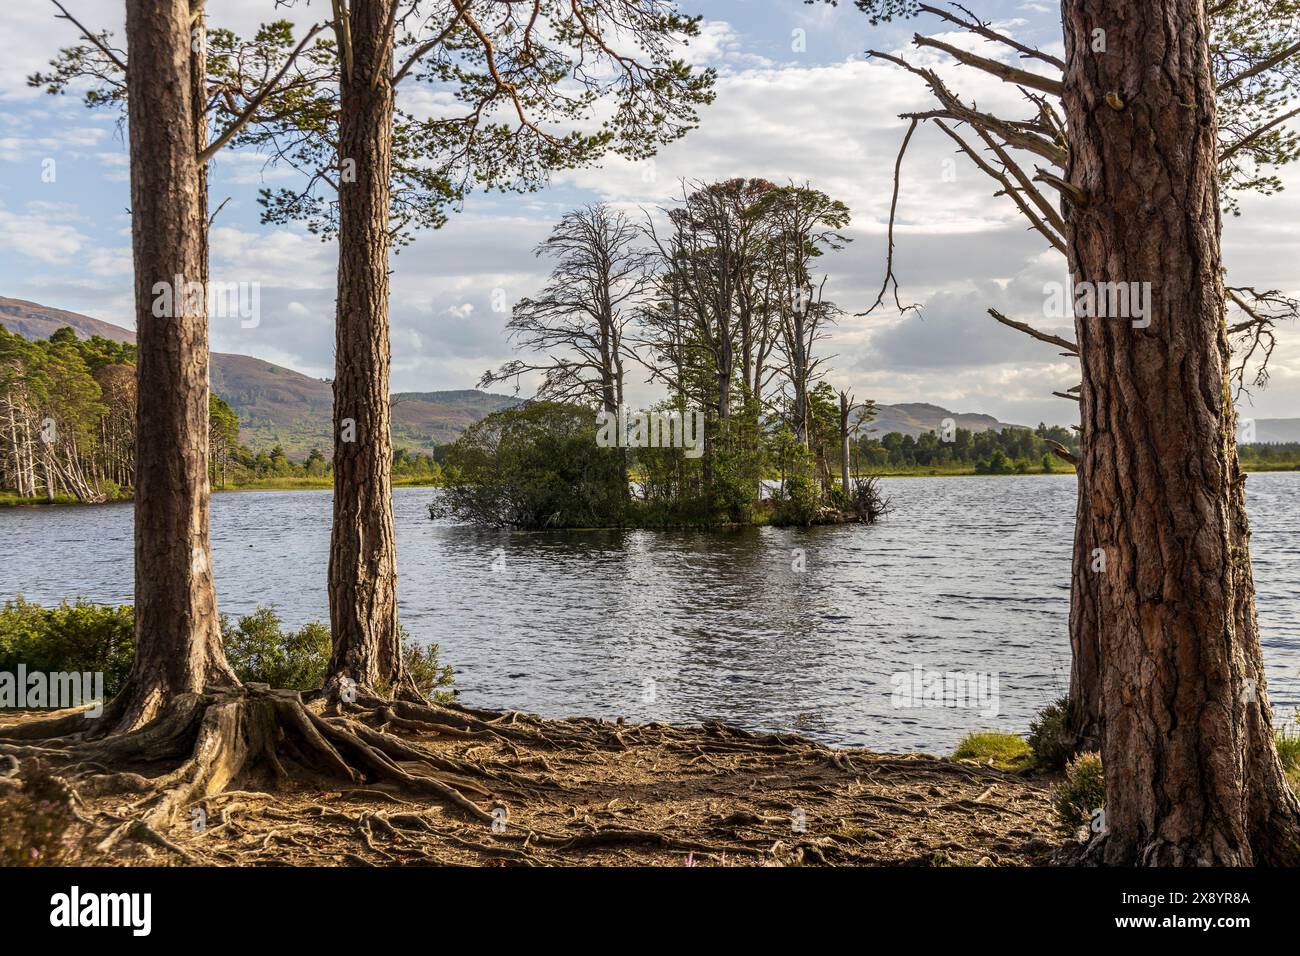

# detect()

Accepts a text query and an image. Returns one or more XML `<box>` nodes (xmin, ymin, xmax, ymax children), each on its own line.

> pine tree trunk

<box><xmin>1063</xmin><ymin>0</ymin><xmax>1300</xmax><ymax>864</ymax></box>
<box><xmin>328</xmin><ymin>0</ymin><xmax>411</xmax><ymax>695</ymax></box>
<box><xmin>118</xmin><ymin>0</ymin><xmax>236</xmax><ymax>731</ymax></box>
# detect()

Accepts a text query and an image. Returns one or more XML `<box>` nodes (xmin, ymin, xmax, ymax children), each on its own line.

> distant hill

<box><xmin>392</xmin><ymin>391</ymin><xmax>521</xmax><ymax>447</ymax></box>
<box><xmin>1</xmin><ymin>296</ymin><xmax>518</xmax><ymax>455</ymax></box>
<box><xmin>10</xmin><ymin>295</ymin><xmax>1291</xmax><ymax>452</ymax></box>
<box><xmin>0</xmin><ymin>296</ymin><xmax>135</xmax><ymax>344</ymax></box>
<box><xmin>869</xmin><ymin>402</ymin><xmax>1023</xmax><ymax>438</ymax></box>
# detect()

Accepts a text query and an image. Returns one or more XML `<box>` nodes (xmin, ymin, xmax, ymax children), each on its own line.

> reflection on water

<box><xmin>2</xmin><ymin>474</ymin><xmax>1298</xmax><ymax>752</ymax></box>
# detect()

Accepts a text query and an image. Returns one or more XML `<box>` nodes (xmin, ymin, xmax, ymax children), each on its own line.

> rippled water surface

<box><xmin>2</xmin><ymin>474</ymin><xmax>1298</xmax><ymax>752</ymax></box>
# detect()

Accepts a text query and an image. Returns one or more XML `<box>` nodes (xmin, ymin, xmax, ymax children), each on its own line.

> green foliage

<box><xmin>1212</xmin><ymin>0</ymin><xmax>1300</xmax><ymax>214</ymax></box>
<box><xmin>1239</xmin><ymin>442</ymin><xmax>1300</xmax><ymax>470</ymax></box>
<box><xmin>1053</xmin><ymin>752</ymin><xmax>1105</xmax><ymax>828</ymax></box>
<box><xmin>1277</xmin><ymin>713</ymin><xmax>1300</xmax><ymax>792</ymax></box>
<box><xmin>772</xmin><ymin>471</ymin><xmax>822</xmax><ymax>527</ymax></box>
<box><xmin>0</xmin><ymin>327</ymin><xmax>446</xmax><ymax>498</ymax></box>
<box><xmin>860</xmin><ymin>424</ymin><xmax>1080</xmax><ymax>475</ymax></box>
<box><xmin>0</xmin><ymin>598</ymin><xmax>134</xmax><ymax>697</ymax></box>
<box><xmin>847</xmin><ymin>0</ymin><xmax>921</xmax><ymax>25</ymax></box>
<box><xmin>248</xmin><ymin>8</ymin><xmax>716</xmax><ymax>246</ymax></box>
<box><xmin>634</xmin><ymin>403</ymin><xmax>761</xmax><ymax>528</ymax></box>
<box><xmin>951</xmin><ymin>732</ymin><xmax>1034</xmax><ymax>772</ymax></box>
<box><xmin>0</xmin><ymin>600</ymin><xmax>454</xmax><ymax>699</ymax></box>
<box><xmin>1027</xmin><ymin>697</ymin><xmax>1078</xmax><ymax>772</ymax></box>
<box><xmin>220</xmin><ymin>607</ymin><xmax>332</xmax><ymax>691</ymax></box>
<box><xmin>432</xmin><ymin>402</ymin><xmax>628</xmax><ymax>528</ymax></box>
<box><xmin>398</xmin><ymin>633</ymin><xmax>455</xmax><ymax>705</ymax></box>
<box><xmin>0</xmin><ymin>763</ymin><xmax>75</xmax><ymax>866</ymax></box>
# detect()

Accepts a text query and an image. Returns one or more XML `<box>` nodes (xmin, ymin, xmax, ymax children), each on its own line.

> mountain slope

<box><xmin>0</xmin><ymin>296</ymin><xmax>135</xmax><ymax>344</ymax></box>
<box><xmin>870</xmin><ymin>402</ymin><xmax>1022</xmax><ymax>437</ymax></box>
<box><xmin>10</xmin><ymin>295</ymin><xmax>1292</xmax><ymax>451</ymax></box>
<box><xmin>1</xmin><ymin>296</ymin><xmax>516</xmax><ymax>455</ymax></box>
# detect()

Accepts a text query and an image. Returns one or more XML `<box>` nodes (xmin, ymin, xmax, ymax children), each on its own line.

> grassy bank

<box><xmin>0</xmin><ymin>477</ymin><xmax>442</xmax><ymax>506</ymax></box>
<box><xmin>859</xmin><ymin>462</ymin><xmax>1299</xmax><ymax>478</ymax></box>
<box><xmin>6</xmin><ymin>464</ymin><xmax>1296</xmax><ymax>507</ymax></box>
<box><xmin>215</xmin><ymin>476</ymin><xmax>442</xmax><ymax>493</ymax></box>
<box><xmin>863</xmin><ymin>465</ymin><xmax>1068</xmax><ymax>477</ymax></box>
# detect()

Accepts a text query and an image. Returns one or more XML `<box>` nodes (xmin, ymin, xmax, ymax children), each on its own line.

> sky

<box><xmin>1</xmin><ymin>0</ymin><xmax>1298</xmax><ymax>429</ymax></box>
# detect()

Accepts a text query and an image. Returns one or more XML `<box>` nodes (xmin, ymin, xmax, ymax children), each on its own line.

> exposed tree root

<box><xmin>0</xmin><ymin>692</ymin><xmax>1068</xmax><ymax>867</ymax></box>
<box><xmin>0</xmin><ymin>685</ymin><xmax>527</xmax><ymax>841</ymax></box>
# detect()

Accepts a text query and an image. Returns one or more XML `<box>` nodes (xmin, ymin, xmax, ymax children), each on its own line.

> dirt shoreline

<box><xmin>1</xmin><ymin>704</ymin><xmax>1067</xmax><ymax>867</ymax></box>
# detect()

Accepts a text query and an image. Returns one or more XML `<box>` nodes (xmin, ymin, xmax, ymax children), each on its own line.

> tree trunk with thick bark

<box><xmin>118</xmin><ymin>0</ymin><xmax>236</xmax><ymax>731</ymax></box>
<box><xmin>1063</xmin><ymin>0</ymin><xmax>1300</xmax><ymax>864</ymax></box>
<box><xmin>328</xmin><ymin>0</ymin><xmax>413</xmax><ymax>696</ymax></box>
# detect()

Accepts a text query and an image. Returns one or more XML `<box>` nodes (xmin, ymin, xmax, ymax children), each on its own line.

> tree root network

<box><xmin>0</xmin><ymin>687</ymin><xmax>1066</xmax><ymax>866</ymax></box>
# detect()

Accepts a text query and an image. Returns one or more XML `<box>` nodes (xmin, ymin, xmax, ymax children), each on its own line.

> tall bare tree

<box><xmin>481</xmin><ymin>204</ymin><xmax>650</xmax><ymax>413</ymax></box>
<box><xmin>641</xmin><ymin>180</ymin><xmax>778</xmax><ymax>429</ymax></box>
<box><xmin>756</xmin><ymin>184</ymin><xmax>850</xmax><ymax>446</ymax></box>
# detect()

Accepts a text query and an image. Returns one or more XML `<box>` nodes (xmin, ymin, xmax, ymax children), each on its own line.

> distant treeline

<box><xmin>851</xmin><ymin>424</ymin><xmax>1298</xmax><ymax>474</ymax></box>
<box><xmin>856</xmin><ymin>424</ymin><xmax>1081</xmax><ymax>474</ymax></box>
<box><xmin>1</xmin><ymin>325</ymin><xmax>441</xmax><ymax>503</ymax></box>
<box><xmin>1238</xmin><ymin>442</ymin><xmax>1300</xmax><ymax>468</ymax></box>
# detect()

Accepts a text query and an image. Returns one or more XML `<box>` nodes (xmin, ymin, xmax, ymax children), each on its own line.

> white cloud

<box><xmin>0</xmin><ymin>202</ymin><xmax>88</xmax><ymax>262</ymax></box>
<box><xmin>0</xmin><ymin>1</ymin><xmax>1296</xmax><ymax>425</ymax></box>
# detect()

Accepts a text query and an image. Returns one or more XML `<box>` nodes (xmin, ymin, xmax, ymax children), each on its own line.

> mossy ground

<box><xmin>951</xmin><ymin>732</ymin><xmax>1035</xmax><ymax>773</ymax></box>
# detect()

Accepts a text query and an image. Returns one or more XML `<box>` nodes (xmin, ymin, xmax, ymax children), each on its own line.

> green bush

<box><xmin>0</xmin><ymin>598</ymin><xmax>134</xmax><ymax>696</ymax></box>
<box><xmin>431</xmin><ymin>401</ymin><xmax>629</xmax><ymax>528</ymax></box>
<box><xmin>635</xmin><ymin>438</ymin><xmax>757</xmax><ymax>527</ymax></box>
<box><xmin>1053</xmin><ymin>751</ymin><xmax>1105</xmax><ymax>827</ymax></box>
<box><xmin>951</xmin><ymin>732</ymin><xmax>1034</xmax><ymax>772</ymax></box>
<box><xmin>1028</xmin><ymin>697</ymin><xmax>1078</xmax><ymax>772</ymax></box>
<box><xmin>771</xmin><ymin>471</ymin><xmax>822</xmax><ymax>527</ymax></box>
<box><xmin>0</xmin><ymin>599</ymin><xmax>454</xmax><ymax>699</ymax></box>
<box><xmin>396</xmin><ymin>631</ymin><xmax>455</xmax><ymax>703</ymax></box>
<box><xmin>1277</xmin><ymin>713</ymin><xmax>1300</xmax><ymax>792</ymax></box>
<box><xmin>221</xmin><ymin>607</ymin><xmax>332</xmax><ymax>690</ymax></box>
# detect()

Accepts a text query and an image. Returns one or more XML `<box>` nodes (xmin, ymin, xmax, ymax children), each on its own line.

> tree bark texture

<box><xmin>121</xmin><ymin>0</ymin><xmax>236</xmax><ymax>731</ymax></box>
<box><xmin>328</xmin><ymin>0</ymin><xmax>410</xmax><ymax>694</ymax></box>
<box><xmin>1062</xmin><ymin>0</ymin><xmax>1300</xmax><ymax>864</ymax></box>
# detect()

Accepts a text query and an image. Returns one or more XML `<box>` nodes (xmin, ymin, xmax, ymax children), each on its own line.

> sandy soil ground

<box><xmin>1</xmin><ymin>704</ymin><xmax>1067</xmax><ymax>867</ymax></box>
